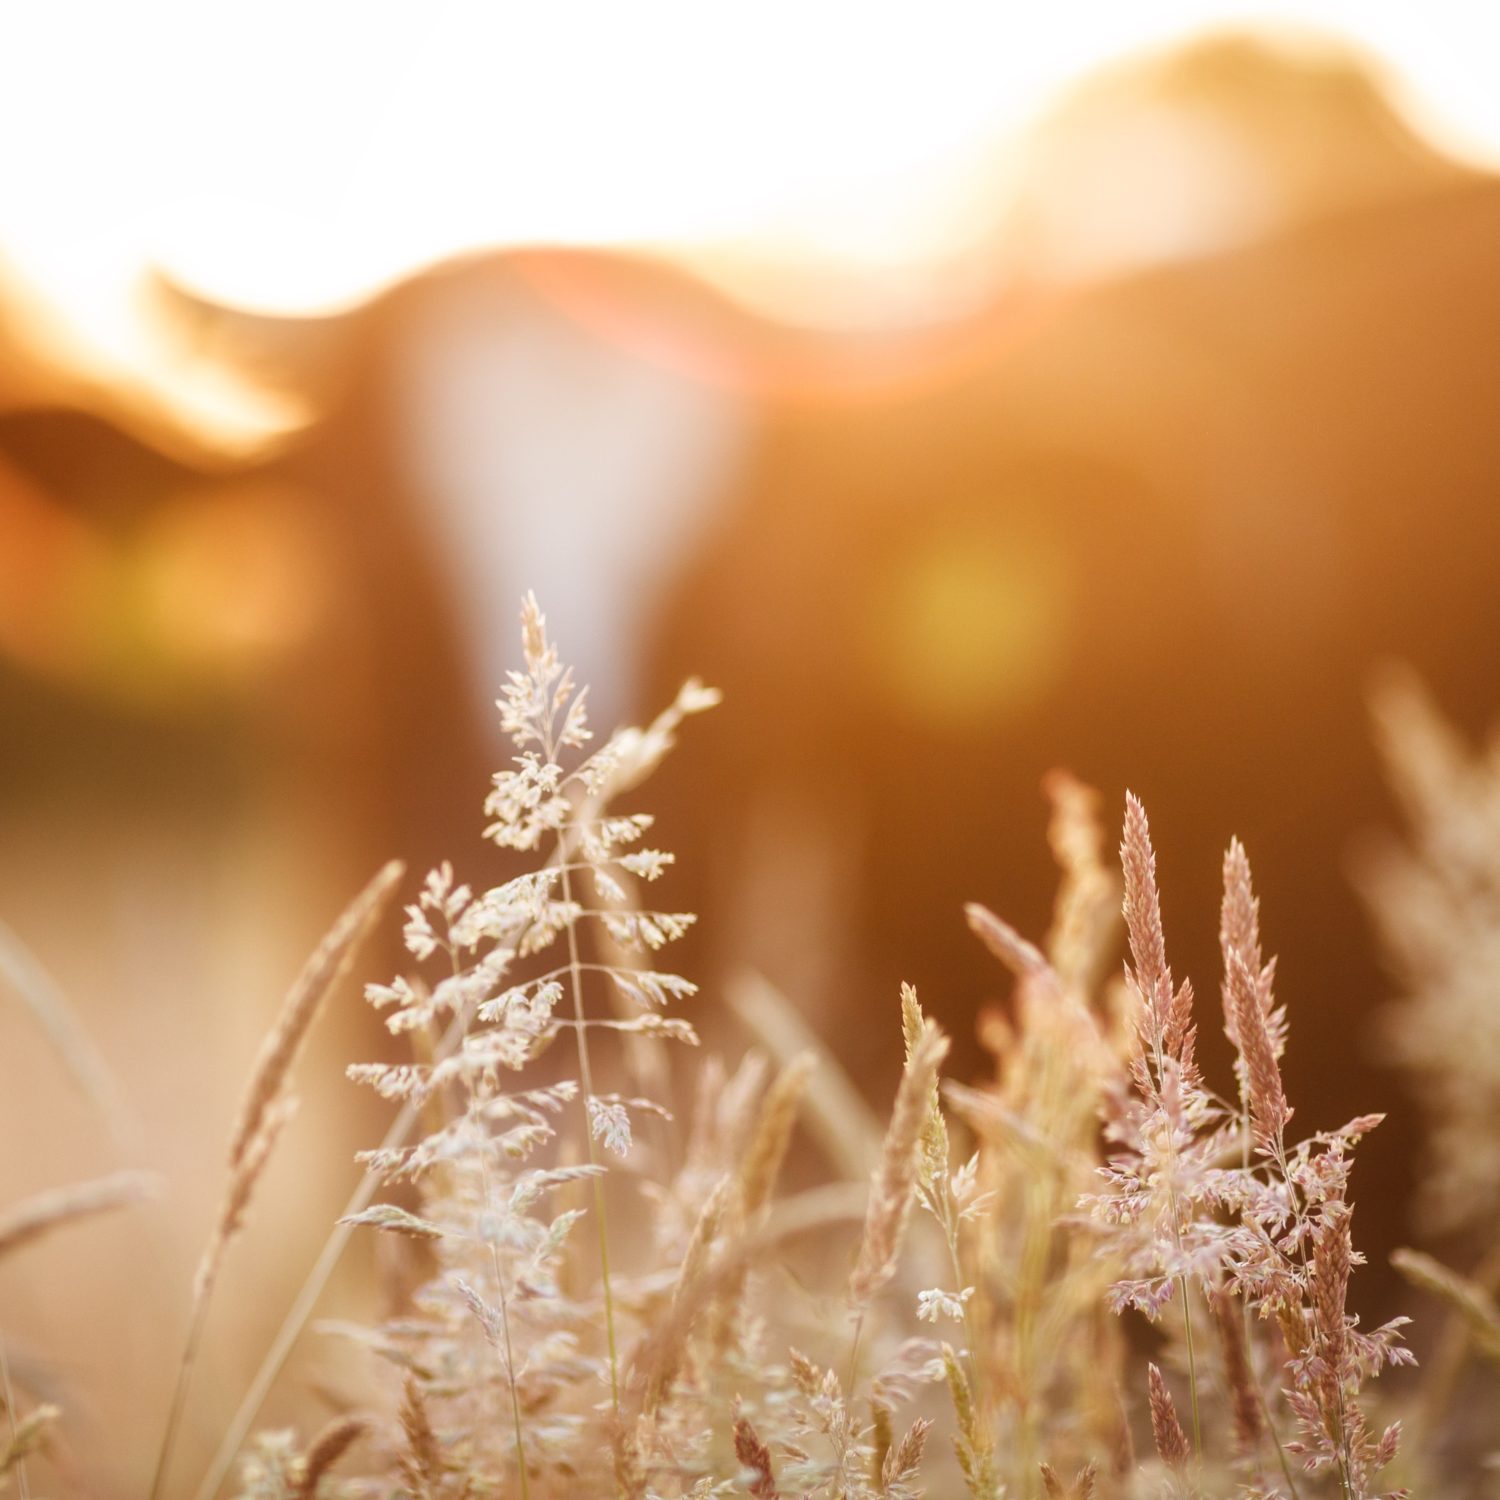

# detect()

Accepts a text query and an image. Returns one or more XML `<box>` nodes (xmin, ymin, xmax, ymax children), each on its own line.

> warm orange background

<box><xmin>3</xmin><ymin>27</ymin><xmax>1498</xmax><ymax>1493</ymax></box>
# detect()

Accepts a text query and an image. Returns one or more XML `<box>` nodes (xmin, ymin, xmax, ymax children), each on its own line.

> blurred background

<box><xmin>5</xmin><ymin>0</ymin><xmax>1500</xmax><ymax>1489</ymax></box>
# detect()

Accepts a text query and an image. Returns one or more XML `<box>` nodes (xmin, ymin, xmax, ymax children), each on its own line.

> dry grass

<box><xmin>9</xmin><ymin>600</ymin><xmax>1500</xmax><ymax>1498</ymax></box>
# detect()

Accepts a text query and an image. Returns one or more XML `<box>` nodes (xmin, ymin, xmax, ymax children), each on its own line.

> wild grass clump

<box><xmin>13</xmin><ymin>598</ymin><xmax>1500</xmax><ymax>1497</ymax></box>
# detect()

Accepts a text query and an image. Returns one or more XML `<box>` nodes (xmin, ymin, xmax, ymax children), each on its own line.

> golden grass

<box><xmin>11</xmin><ymin>601</ymin><xmax>1500</xmax><ymax>1498</ymax></box>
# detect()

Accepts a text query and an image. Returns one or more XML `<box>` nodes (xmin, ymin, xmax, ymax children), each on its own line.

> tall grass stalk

<box><xmin>558</xmin><ymin>855</ymin><xmax>621</xmax><ymax>1415</ymax></box>
<box><xmin>150</xmin><ymin>863</ymin><xmax>399</xmax><ymax>1500</ymax></box>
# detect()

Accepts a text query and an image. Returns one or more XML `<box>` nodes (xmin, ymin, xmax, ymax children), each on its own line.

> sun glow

<box><xmin>3</xmin><ymin>1</ymin><xmax>1500</xmax><ymax>324</ymax></box>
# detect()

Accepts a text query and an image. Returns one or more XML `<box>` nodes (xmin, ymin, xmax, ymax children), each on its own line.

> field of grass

<box><xmin>4</xmin><ymin>596</ymin><xmax>1498</xmax><ymax>1500</ymax></box>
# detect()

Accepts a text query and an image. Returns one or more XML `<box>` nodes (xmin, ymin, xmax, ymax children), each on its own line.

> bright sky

<box><xmin>3</xmin><ymin>0</ymin><xmax>1500</xmax><ymax>316</ymax></box>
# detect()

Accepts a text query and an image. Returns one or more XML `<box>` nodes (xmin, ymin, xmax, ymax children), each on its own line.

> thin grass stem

<box><xmin>146</xmin><ymin>1286</ymin><xmax>214</xmax><ymax>1500</ymax></box>
<box><xmin>476</xmin><ymin>1117</ymin><xmax>531</xmax><ymax>1500</ymax></box>
<box><xmin>1178</xmin><ymin>1276</ymin><xmax>1202</xmax><ymax>1457</ymax></box>
<box><xmin>558</xmin><ymin>857</ymin><xmax>621</xmax><ymax>1415</ymax></box>
<box><xmin>846</xmin><ymin>1312</ymin><xmax>866</xmax><ymax>1398</ymax></box>
<box><xmin>0</xmin><ymin>1328</ymin><xmax>29</xmax><ymax>1500</ymax></box>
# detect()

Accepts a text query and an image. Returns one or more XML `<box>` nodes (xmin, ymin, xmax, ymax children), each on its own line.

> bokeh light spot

<box><xmin>871</xmin><ymin>519</ymin><xmax>1073</xmax><ymax>731</ymax></box>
